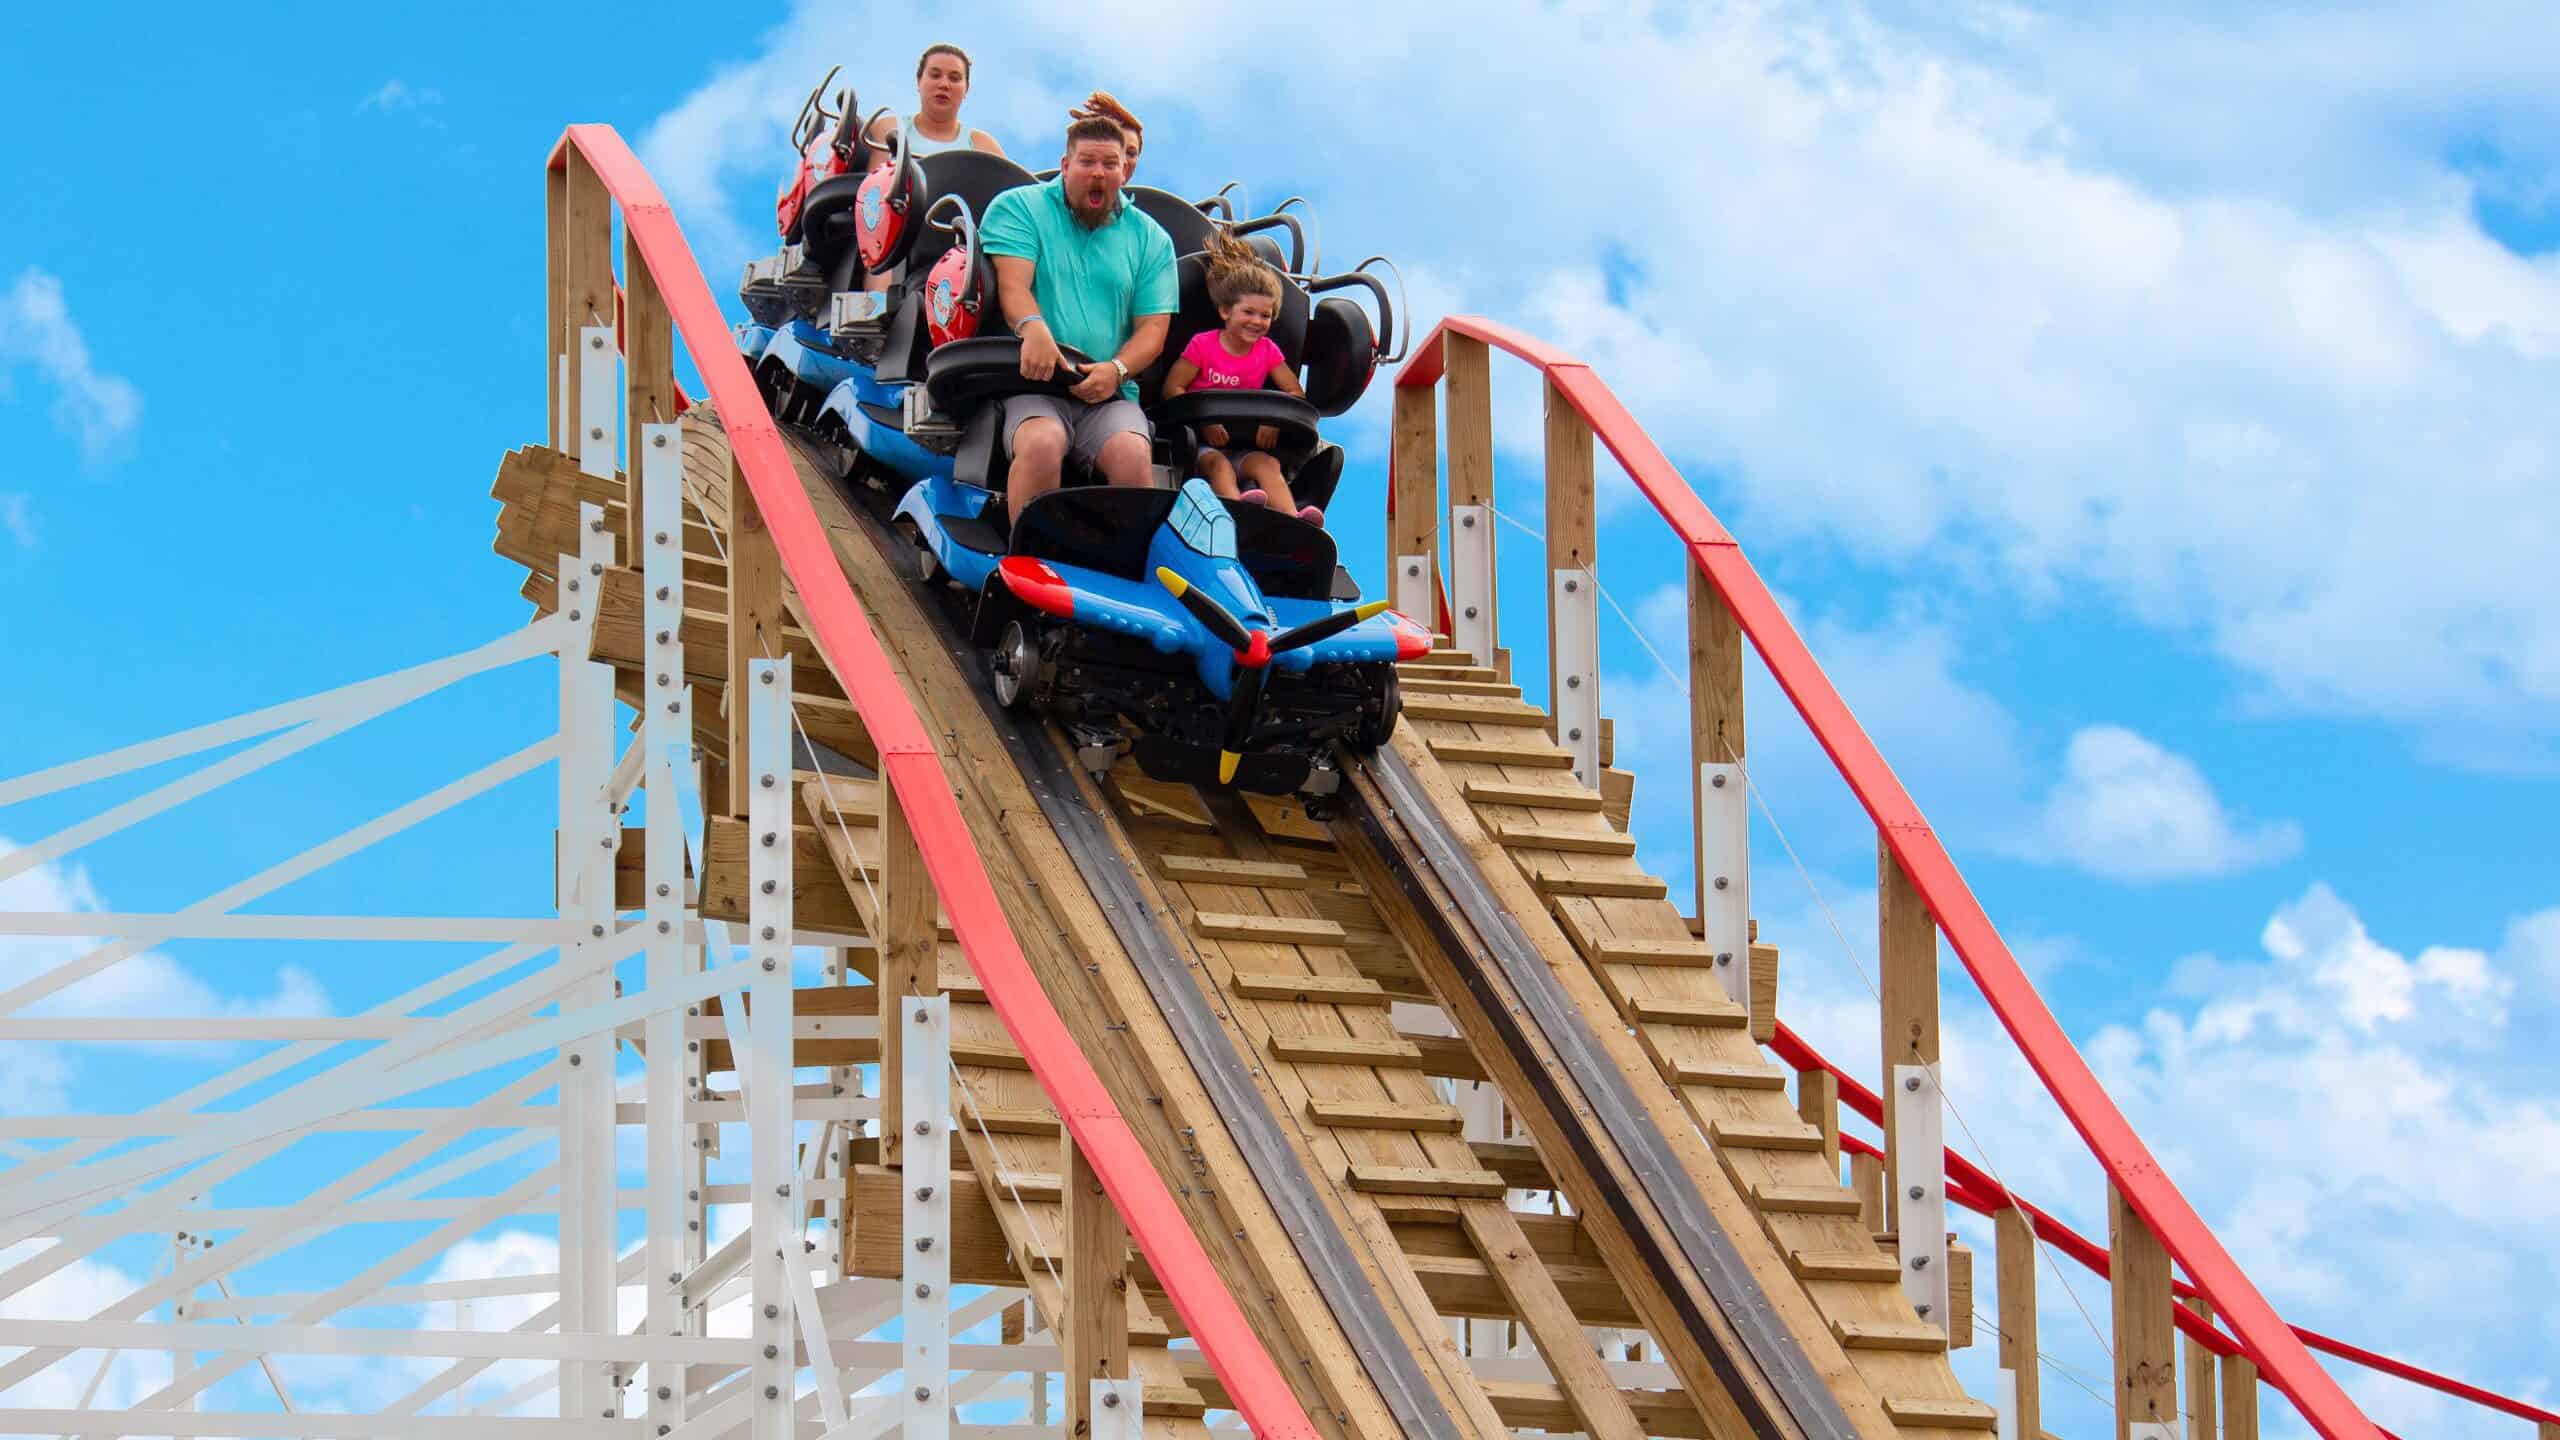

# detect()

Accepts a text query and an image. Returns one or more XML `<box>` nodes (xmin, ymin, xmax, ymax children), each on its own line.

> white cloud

<box><xmin>2014</xmin><ymin>724</ymin><xmax>2301</xmax><ymax>881</ymax></box>
<box><xmin>0</xmin><ymin>1242</ymin><xmax>172</xmax><ymax>1409</ymax></box>
<box><xmin>0</xmin><ymin>838</ymin><xmax>333</xmax><ymax>1114</ymax></box>
<box><xmin>0</xmin><ymin>270</ymin><xmax>140</xmax><ymax>465</ymax></box>
<box><xmin>640</xmin><ymin>0</ymin><xmax>2560</xmax><ymax>765</ymax></box>
<box><xmin>360</xmin><ymin>80</ymin><xmax>441</xmax><ymax>112</ymax></box>
<box><xmin>0</xmin><ymin>492</ymin><xmax>29</xmax><ymax>549</ymax></box>
<box><xmin>1768</xmin><ymin>882</ymin><xmax>2560</xmax><ymax>1436</ymax></box>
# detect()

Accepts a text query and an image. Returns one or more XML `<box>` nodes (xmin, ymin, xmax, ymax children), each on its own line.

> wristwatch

<box><xmin>1103</xmin><ymin>358</ymin><xmax>1128</xmax><ymax>384</ymax></box>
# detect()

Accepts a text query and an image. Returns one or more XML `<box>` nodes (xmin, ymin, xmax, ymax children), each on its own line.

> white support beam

<box><xmin>1891</xmin><ymin>1062</ymin><xmax>1949</xmax><ymax>1329</ymax></box>
<box><xmin>558</xmin><ymin>500</ymin><xmax>619</xmax><ymax>1422</ymax></box>
<box><xmin>1090</xmin><ymin>1376</ymin><xmax>1143</xmax><ymax>1440</ymax></box>
<box><xmin>578</xmin><ymin>324</ymin><xmax>617</xmax><ymax>480</ymax></box>
<box><xmin>1550</xmin><ymin>568</ymin><xmax>1600</xmax><ymax>787</ymax></box>
<box><xmin>641</xmin><ymin>417</ymin><xmax>695</xmax><ymax>1436</ymax></box>
<box><xmin>901</xmin><ymin>995</ymin><xmax>952</xmax><ymax>1440</ymax></box>
<box><xmin>1696</xmin><ymin>760</ymin><xmax>1751</xmax><ymax>1008</ymax></box>
<box><xmin>1450</xmin><ymin>503</ymin><xmax>1493</xmax><ymax>661</ymax></box>
<box><xmin>746</xmin><ymin>656</ymin><xmax>798</xmax><ymax>1440</ymax></box>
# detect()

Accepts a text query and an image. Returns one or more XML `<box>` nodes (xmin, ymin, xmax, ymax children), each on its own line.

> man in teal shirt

<box><xmin>980</xmin><ymin>115</ymin><xmax>1178</xmax><ymax>522</ymax></box>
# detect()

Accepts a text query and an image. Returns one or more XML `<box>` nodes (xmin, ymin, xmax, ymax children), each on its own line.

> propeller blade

<box><xmin>1219</xmin><ymin>663</ymin><xmax>1270</xmax><ymax>783</ymax></box>
<box><xmin>1154</xmin><ymin>566</ymin><xmax>1254</xmax><ymax>653</ymax></box>
<box><xmin>1270</xmin><ymin>598</ymin><xmax>1393</xmax><ymax>654</ymax></box>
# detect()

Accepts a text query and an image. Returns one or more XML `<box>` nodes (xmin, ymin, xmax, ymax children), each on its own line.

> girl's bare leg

<box><xmin>1239</xmin><ymin>452</ymin><xmax>1294</xmax><ymax>511</ymax></box>
<box><xmin>1198</xmin><ymin>449</ymin><xmax>1241</xmax><ymax>499</ymax></box>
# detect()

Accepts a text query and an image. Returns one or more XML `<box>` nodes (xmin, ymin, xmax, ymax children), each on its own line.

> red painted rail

<box><xmin>1781</xmin><ymin>1024</ymin><xmax>2557</xmax><ymax>1432</ymax></box>
<box><xmin>548</xmin><ymin>125</ymin><xmax>1317</xmax><ymax>1440</ymax></box>
<box><xmin>1396</xmin><ymin>314</ymin><xmax>2384</xmax><ymax>1440</ymax></box>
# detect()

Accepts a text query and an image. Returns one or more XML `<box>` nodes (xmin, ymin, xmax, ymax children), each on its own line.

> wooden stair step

<box><xmin>1232</xmin><ymin>971</ymin><xmax>1391</xmax><ymax>1007</ymax></box>
<box><xmin>1492</xmin><ymin>823</ymin><xmax>1638</xmax><ymax>856</ymax></box>
<box><xmin>1708</xmin><ymin>1118</ymin><xmax>1827</xmax><ymax>1152</ymax></box>
<box><xmin>1532</xmin><ymin>867</ymin><xmax>1669</xmax><ymax>900</ymax></box>
<box><xmin>1268</xmin><ymin>1034</ymin><xmax>1429</xmax><ymax>1068</ymax></box>
<box><xmin>1592</xmin><ymin>938</ymin><xmax>1722</xmax><ymax>967</ymax></box>
<box><xmin>1307</xmin><ymin>1098</ymin><xmax>1466</xmax><ymax>1133</ymax></box>
<box><xmin>1398</xmin><ymin>676</ymin><xmax>1523</xmax><ymax>698</ymax></box>
<box><xmin>1462</xmin><ymin>780</ymin><xmax>1605</xmax><ymax>812</ymax></box>
<box><xmin>1157</xmin><ymin>854</ymin><xmax>1314</xmax><ymax>889</ymax></box>
<box><xmin>1425</xmin><ymin>737</ymin><xmax>1577</xmax><ymax>769</ymax></box>
<box><xmin>1751</xmin><ymin>1184</ymin><xmax>1866</xmax><ymax>1216</ymax></box>
<box><xmin>1831</xmin><ymin>1318</ymin><xmax>1948</xmax><ymax>1353</ymax></box>
<box><xmin>1881</xmin><ymin>1395</ymin><xmax>1997</xmax><ymax>1431</ymax></box>
<box><xmin>1193</xmin><ymin>911</ymin><xmax>1347</xmax><ymax>945</ymax></box>
<box><xmin>1629</xmin><ymin>995</ymin><xmax>1748</xmax><ymax>1028</ymax></box>
<box><xmin>1405</xmin><ymin>696</ymin><xmax>1550</xmax><ymax>726</ymax></box>
<box><xmin>963</xmin><ymin>1108</ymin><xmax>1063</xmax><ymax>1136</ymax></box>
<box><xmin>1344</xmin><ymin>1164</ymin><xmax>1509</xmax><ymax>1199</ymax></box>
<box><xmin>987</xmin><ymin>1171</ymin><xmax>1063</xmax><ymax>1203</ymax></box>
<box><xmin>950</xmin><ymin>1042</ymin><xmax>1031</xmax><ymax>1071</ymax></box>
<box><xmin>1406</xmin><ymin>664</ymin><xmax>1499</xmax><ymax>683</ymax></box>
<box><xmin>1787</xmin><ymin>1248</ymin><xmax>1904</xmax><ymax>1282</ymax></box>
<box><xmin>1405</xmin><ymin>646</ymin><xmax>1479</xmax><ymax>667</ymax></box>
<box><xmin>1670</xmin><ymin>1059</ymin><xmax>1786</xmax><ymax>1091</ymax></box>
<box><xmin>1142</xmin><ymin>1384</ymin><xmax>1210</xmax><ymax>1420</ymax></box>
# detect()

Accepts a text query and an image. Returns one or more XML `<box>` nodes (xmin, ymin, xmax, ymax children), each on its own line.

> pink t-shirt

<box><xmin>1180</xmin><ymin>330</ymin><xmax>1286</xmax><ymax>391</ymax></box>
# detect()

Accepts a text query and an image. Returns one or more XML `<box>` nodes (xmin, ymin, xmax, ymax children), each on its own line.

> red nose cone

<box><xmin>998</xmin><ymin>556</ymin><xmax>1075</xmax><ymax>617</ymax></box>
<box><xmin>1234</xmin><ymin>630</ymin><xmax>1273</xmax><ymax>669</ymax></box>
<box><xmin>1391</xmin><ymin>615</ymin><xmax>1431</xmax><ymax>661</ymax></box>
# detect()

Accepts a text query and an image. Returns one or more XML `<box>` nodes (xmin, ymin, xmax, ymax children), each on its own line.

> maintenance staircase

<box><xmin>0</xmin><ymin>122</ymin><xmax>2546</xmax><ymax>1440</ymax></box>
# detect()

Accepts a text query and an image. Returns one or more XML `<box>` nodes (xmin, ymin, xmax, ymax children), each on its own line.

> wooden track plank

<box><xmin>1753</xmin><ymin>1184</ymin><xmax>1866</xmax><ymax>1216</ymax></box>
<box><xmin>1630</xmin><ymin>996</ymin><xmax>1748</xmax><ymax>1028</ymax></box>
<box><xmin>1233</xmin><ymin>972</ymin><xmax>1392</xmax><ymax>1007</ymax></box>
<box><xmin>1492</xmin><ymin>824</ymin><xmax>1639</xmax><ymax>856</ymax></box>
<box><xmin>1831</xmin><ymin>1318</ymin><xmax>1947</xmax><ymax>1353</ymax></box>
<box><xmin>1194</xmin><ymin>911</ymin><xmax>1347</xmax><ymax>946</ymax></box>
<box><xmin>1405</xmin><ymin>696</ymin><xmax>1551</xmax><ymax>725</ymax></box>
<box><xmin>1269</xmin><ymin>1034</ymin><xmax>1429</xmax><ymax>1069</ymax></box>
<box><xmin>1424</xmin><ymin>737</ymin><xmax>1577</xmax><ymax>768</ymax></box>
<box><xmin>1788</xmin><ymin>1249</ymin><xmax>1904</xmax><ymax>1283</ymax></box>
<box><xmin>1709</xmin><ymin>1119</ymin><xmax>1829</xmax><ymax>1153</ymax></box>
<box><xmin>1532</xmin><ymin>867</ymin><xmax>1669</xmax><ymax>900</ymax></box>
<box><xmin>1461</xmin><ymin>780</ymin><xmax>1605</xmax><ymax>811</ymax></box>
<box><xmin>1307</xmin><ymin>1099</ymin><xmax>1466</xmax><ymax>1133</ymax></box>
<box><xmin>1159</xmin><ymin>854</ymin><xmax>1314</xmax><ymax>888</ymax></box>
<box><xmin>1880</xmin><ymin>1396</ymin><xmax>1997</xmax><ymax>1430</ymax></box>
<box><xmin>1670</xmin><ymin>1059</ymin><xmax>1788</xmax><ymax>1091</ymax></box>
<box><xmin>1345</xmin><ymin>1165</ymin><xmax>1507</xmax><ymax>1199</ymax></box>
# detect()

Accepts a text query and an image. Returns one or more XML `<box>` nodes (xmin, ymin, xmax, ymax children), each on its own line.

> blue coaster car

<box><xmin>896</xmin><ymin>477</ymin><xmax>1423</xmax><ymax>796</ymax></box>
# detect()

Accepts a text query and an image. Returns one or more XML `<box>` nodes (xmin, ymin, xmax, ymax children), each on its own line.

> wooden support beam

<box><xmin>1688</xmin><ymin>564</ymin><xmax>1744</xmax><ymax>922</ymax></box>
<box><xmin>622</xmin><ymin>226</ymin><xmax>675</xmax><ymax>558</ymax></box>
<box><xmin>1064</xmin><ymin>1133</ymin><xmax>1131</xmax><ymax>1439</ymax></box>
<box><xmin>1796</xmin><ymin>1067</ymin><xmax>1841</xmax><ymax>1172</ymax></box>
<box><xmin>560</xmin><ymin>144</ymin><xmax>613</xmax><ymax>468</ymax></box>
<box><xmin>1390</xmin><ymin>377</ymin><xmax>1440</xmax><ymax>622</ymax></box>
<box><xmin>1997</xmin><ymin>1204</ymin><xmax>2040</xmax><ymax>1440</ymax></box>
<box><xmin>725</xmin><ymin>450</ymin><xmax>783</xmax><ymax>818</ymax></box>
<box><xmin>1749</xmin><ymin>941</ymin><xmax>1779</xmax><ymax>1044</ymax></box>
<box><xmin>2110</xmin><ymin>1184</ymin><xmax>2176</xmax><ymax>1439</ymax></box>
<box><xmin>875</xmin><ymin>785</ymin><xmax>934</xmax><ymax>1164</ymax></box>
<box><xmin>1879</xmin><ymin>840</ymin><xmax>1939</xmax><ymax>1231</ymax></box>
<box><xmin>1458</xmin><ymin>1201</ymin><xmax>1646</xmax><ymax>1440</ymax></box>
<box><xmin>1850</xmin><ymin>1151</ymin><xmax>1886</xmax><ymax>1233</ymax></box>
<box><xmin>2220</xmin><ymin>1353</ymin><xmax>2260</xmax><ymax>1440</ymax></box>
<box><xmin>1444</xmin><ymin>332</ymin><xmax>1495</xmax><ymax>651</ymax></box>
<box><xmin>2184</xmin><ymin>1293</ymin><xmax>2219</xmax><ymax>1440</ymax></box>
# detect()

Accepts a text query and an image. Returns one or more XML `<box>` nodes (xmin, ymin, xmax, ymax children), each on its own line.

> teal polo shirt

<box><xmin>978</xmin><ymin>178</ymin><xmax>1178</xmax><ymax>400</ymax></box>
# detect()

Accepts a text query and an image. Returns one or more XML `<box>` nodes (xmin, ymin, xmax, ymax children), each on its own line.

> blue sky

<box><xmin>4</xmin><ymin>2</ymin><xmax>2557</xmax><ymax>1434</ymax></box>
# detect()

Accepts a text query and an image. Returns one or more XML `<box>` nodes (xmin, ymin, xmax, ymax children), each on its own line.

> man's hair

<box><xmin>916</xmin><ymin>43</ymin><xmax>970</xmax><ymax>80</ymax></box>
<box><xmin>1068</xmin><ymin>91</ymin><xmax>1141</xmax><ymax>154</ymax></box>
<box><xmin>1203</xmin><ymin>227</ymin><xmax>1283</xmax><ymax>309</ymax></box>
<box><xmin>1064</xmin><ymin>116</ymin><xmax>1127</xmax><ymax>153</ymax></box>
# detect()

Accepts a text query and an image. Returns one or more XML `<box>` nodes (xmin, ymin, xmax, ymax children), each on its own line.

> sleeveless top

<box><xmin>902</xmin><ymin>114</ymin><xmax>980</xmax><ymax>157</ymax></box>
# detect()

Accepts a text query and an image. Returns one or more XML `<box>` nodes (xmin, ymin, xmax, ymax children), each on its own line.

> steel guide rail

<box><xmin>1344</xmin><ymin>747</ymin><xmax>1854</xmax><ymax>1440</ymax></box>
<box><xmin>829</xmin><ymin>477</ymin><xmax>1467</xmax><ymax>1440</ymax></box>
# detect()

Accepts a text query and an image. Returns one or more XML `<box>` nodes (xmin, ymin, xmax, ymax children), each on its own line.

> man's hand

<box><xmin>1068</xmin><ymin>362</ymin><xmax>1119</xmax><ymax>403</ymax></box>
<box><xmin>1200</xmin><ymin>422</ymin><xmax>1230</xmax><ymax>448</ymax></box>
<box><xmin>1254</xmin><ymin>424</ymin><xmax>1279</xmax><ymax>451</ymax></box>
<box><xmin>1018</xmin><ymin>324</ymin><xmax>1063</xmax><ymax>382</ymax></box>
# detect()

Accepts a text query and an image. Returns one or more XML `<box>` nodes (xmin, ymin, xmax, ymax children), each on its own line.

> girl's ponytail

<box><xmin>1202</xmin><ymin>226</ymin><xmax>1283</xmax><ymax>309</ymax></box>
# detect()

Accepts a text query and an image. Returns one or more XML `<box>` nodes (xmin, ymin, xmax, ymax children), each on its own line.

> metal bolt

<box><xmin>689</xmin><ymin>1219</ymin><xmax>700</xmax><ymax>1230</ymax></box>
<box><xmin>652</xmin><ymin>433</ymin><xmax>668</xmax><ymax>448</ymax></box>
<box><xmin>656</xmin><ymin>882</ymin><xmax>670</xmax><ymax>897</ymax></box>
<box><xmin>914</xmin><ymin>1387</ymin><xmax>932</xmax><ymax>1402</ymax></box>
<box><xmin>601</xmin><ymin>835</ymin><xmax>616</xmax><ymax>848</ymax></box>
<box><xmin>1716</xmin><ymin>952</ymin><xmax>1733</xmax><ymax>966</ymax></box>
<box><xmin>761</xmin><ymin>957</ymin><xmax>777</xmax><ymax>972</ymax></box>
<box><xmin>567</xmin><ymin>577</ymin><xmax>582</xmax><ymax>593</ymax></box>
<box><xmin>1103</xmin><ymin>1392</ymin><xmax>1122</xmax><ymax>1409</ymax></box>
<box><xmin>1461</xmin><ymin>514</ymin><xmax>1476</xmax><ymax>527</ymax></box>
<box><xmin>914</xmin><ymin>1185</ymin><xmax>935</xmax><ymax>1200</ymax></box>
<box><xmin>760</xmin><ymin>879</ymin><xmax>775</xmax><ymax>894</ymax></box>
<box><xmin>764</xmin><ymin>1344</ymin><xmax>779</xmax><ymax>1359</ymax></box>
<box><xmin>590</xmin><ymin>426</ymin><xmax>605</xmax><ymax>441</ymax></box>
<box><xmin>654</xmin><ymin>530</ymin><xmax>669</xmax><ymax>545</ymax></box>
<box><xmin>1569</xmin><ymin>726</ymin><xmax>1583</xmax><ymax>740</ymax></box>
<box><xmin>656</xmin><ymin>673</ymin><xmax>670</xmax><ymax>687</ymax></box>
<box><xmin>688</xmin><ymin>1189</ymin><xmax>700</xmax><ymax>1201</ymax></box>
<box><xmin>1464</xmin><ymin>605</ymin><xmax>1479</xmax><ymax>619</ymax></box>
<box><xmin>1711</xmin><ymin>772</ymin><xmax>1728</xmax><ymax>788</ymax></box>
<box><xmin>688</xmin><ymin>1041</ymin><xmax>700</xmax><ymax>1051</ymax></box>
<box><xmin>1904</xmin><ymin>1075</ymin><xmax>1921</xmax><ymax>1093</ymax></box>
<box><xmin>765</xmin><ymin>1386</ymin><xmax>781</xmax><ymax>1400</ymax></box>
<box><xmin>655</xmin><ymin>628</ymin><xmax>671</xmax><ymax>644</ymax></box>
<box><xmin>760</xmin><ymin>925</ymin><xmax>776</xmax><ymax>941</ymax></box>
<box><xmin>1911</xmin><ymin>1254</ymin><xmax>1931</xmax><ymax>1270</ymax></box>
<box><xmin>1908</xmin><ymin>1185</ymin><xmax>1925</xmax><ymax>1201</ymax></box>
<box><xmin>1565</xmin><ymin>577</ymin><xmax>1580</xmax><ymax>593</ymax></box>
<box><xmin>760</xmin><ymin>831</ymin><xmax>777</xmax><ymax>847</ymax></box>
<box><xmin>759</xmin><ymin>671</ymin><xmax>774</xmax><ymax>685</ymax></box>
<box><xmin>913</xmin><ymin>1120</ymin><xmax>931</xmax><ymax>1136</ymax></box>
<box><xmin>1566</xmin><ymin>674</ymin><xmax>1581</xmax><ymax>688</ymax></box>
<box><xmin>569</xmin><ymin>1053</ymin><xmax>583</xmax><ymax>1066</ymax></box>
<box><xmin>914</xmin><ymin>1007</ymin><xmax>930</xmax><ymax>1023</ymax></box>
<box><xmin>1405</xmin><ymin>562</ymin><xmax>1420</xmax><ymax>576</ymax></box>
<box><xmin>659</xmin><ymin>1428</ymin><xmax>671</xmax><ymax>1437</ymax></box>
<box><xmin>655</xmin><ymin>585</ymin><xmax>670</xmax><ymax>601</ymax></box>
<box><xmin>914</xmin><ymin>1282</ymin><xmax>931</xmax><ymax>1298</ymax></box>
<box><xmin>590</xmin><ymin>561</ymin><xmax>603</xmax><ymax>577</ymax></box>
<box><xmin>915</xmin><ymin>1236</ymin><xmax>934</xmax><ymax>1252</ymax></box>
<box><xmin>589</xmin><ymin>334</ymin><xmax>606</xmax><ymax>350</ymax></box>
<box><xmin>568</xmin><ymin>608</ymin><xmax>582</xmax><ymax>621</ymax></box>
<box><xmin>1713</xmin><ymin>876</ymin><xmax>1729</xmax><ymax>890</ymax></box>
<box><xmin>777</xmin><ymin>1183</ymin><xmax>791</xmax><ymax>1197</ymax></box>
<box><xmin>592</xmin><ymin>924</ymin><xmax>607</xmax><ymax>937</ymax></box>
<box><xmin>657</xmin><ymin>1386</ymin><xmax>672</xmax><ymax>1400</ymax></box>
<box><xmin>657</xmin><ymin>920</ymin><xmax>671</xmax><ymax>933</ymax></box>
<box><xmin>763</xmin><ymin>1303</ymin><xmax>779</xmax><ymax>1319</ymax></box>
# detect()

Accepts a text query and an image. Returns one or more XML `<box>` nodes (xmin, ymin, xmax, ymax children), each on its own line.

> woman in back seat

<box><xmin>865</xmin><ymin>43</ymin><xmax>1007</xmax><ymax>159</ymax></box>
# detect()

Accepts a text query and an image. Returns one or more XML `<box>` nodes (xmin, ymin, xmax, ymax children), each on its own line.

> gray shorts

<box><xmin>1003</xmin><ymin>395</ymin><xmax>1151</xmax><ymax>465</ymax></box>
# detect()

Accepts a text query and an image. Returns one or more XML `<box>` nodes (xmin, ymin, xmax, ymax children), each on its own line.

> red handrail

<box><xmin>1396</xmin><ymin>315</ymin><xmax>2382</xmax><ymax>1440</ymax></box>
<box><xmin>549</xmin><ymin>125</ymin><xmax>1317</xmax><ymax>1440</ymax></box>
<box><xmin>1780</xmin><ymin>1024</ymin><xmax>2557</xmax><ymax>1431</ymax></box>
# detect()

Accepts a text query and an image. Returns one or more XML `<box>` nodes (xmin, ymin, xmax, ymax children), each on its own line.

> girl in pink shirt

<box><xmin>1160</xmin><ymin>229</ymin><xmax>1322</xmax><ymax>525</ymax></box>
